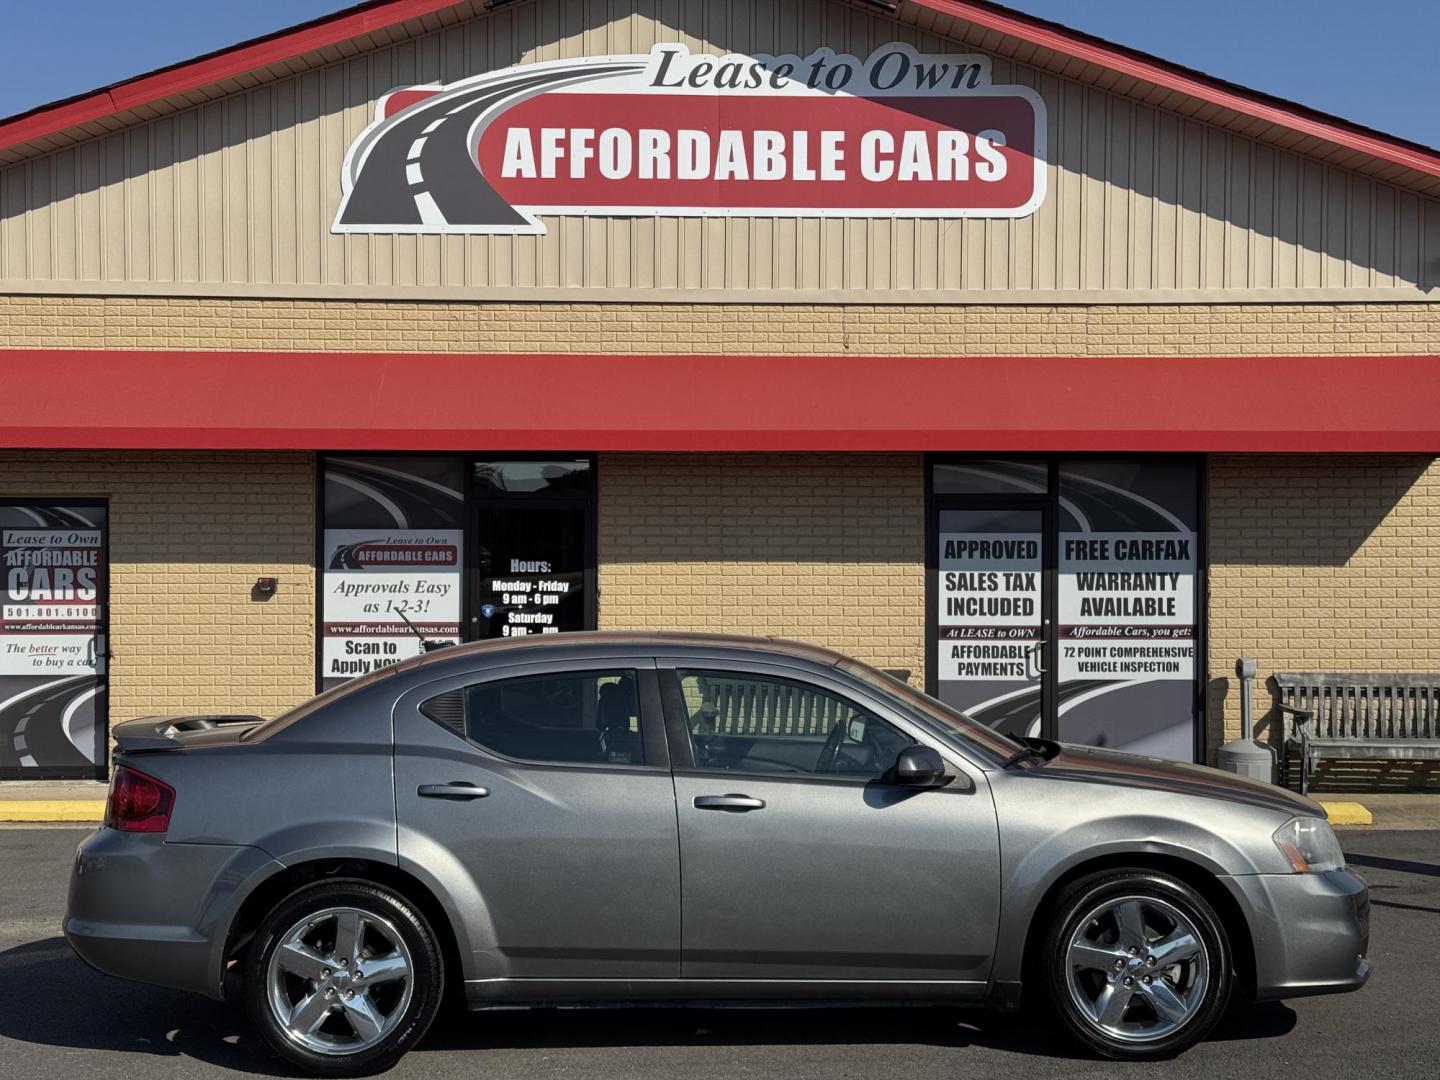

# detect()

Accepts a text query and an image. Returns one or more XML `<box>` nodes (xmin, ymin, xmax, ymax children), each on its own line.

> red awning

<box><xmin>2</xmin><ymin>350</ymin><xmax>1437</xmax><ymax>453</ymax></box>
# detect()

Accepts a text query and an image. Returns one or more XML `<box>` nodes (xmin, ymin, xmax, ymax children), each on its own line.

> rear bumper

<box><xmin>1223</xmin><ymin>867</ymin><xmax>1370</xmax><ymax>1001</ymax></box>
<box><xmin>65</xmin><ymin>827</ymin><xmax>283</xmax><ymax>999</ymax></box>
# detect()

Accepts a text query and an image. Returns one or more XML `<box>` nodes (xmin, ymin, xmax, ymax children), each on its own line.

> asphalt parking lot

<box><xmin>1</xmin><ymin>826</ymin><xmax>1434</xmax><ymax>1079</ymax></box>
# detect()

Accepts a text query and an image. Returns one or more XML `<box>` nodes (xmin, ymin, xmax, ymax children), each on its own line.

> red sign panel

<box><xmin>334</xmin><ymin>45</ymin><xmax>1047</xmax><ymax>235</ymax></box>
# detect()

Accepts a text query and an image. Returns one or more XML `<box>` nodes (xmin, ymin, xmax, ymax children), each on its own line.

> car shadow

<box><xmin>418</xmin><ymin>997</ymin><xmax>1297</xmax><ymax>1057</ymax></box>
<box><xmin>0</xmin><ymin>937</ymin><xmax>288</xmax><ymax>1076</ymax></box>
<box><xmin>0</xmin><ymin>936</ymin><xmax>1297</xmax><ymax>1072</ymax></box>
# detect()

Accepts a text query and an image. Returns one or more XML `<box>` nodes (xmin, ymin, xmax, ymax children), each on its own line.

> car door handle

<box><xmin>417</xmin><ymin>782</ymin><xmax>490</xmax><ymax>801</ymax></box>
<box><xmin>693</xmin><ymin>794</ymin><xmax>766</xmax><ymax>812</ymax></box>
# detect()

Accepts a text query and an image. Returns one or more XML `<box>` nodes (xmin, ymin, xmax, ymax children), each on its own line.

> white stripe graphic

<box><xmin>0</xmin><ymin>675</ymin><xmax>92</xmax><ymax>723</ymax></box>
<box><xmin>326</xmin><ymin>473</ymin><xmax>407</xmax><ymax>528</ymax></box>
<box><xmin>407</xmin><ymin>136</ymin><xmax>428</xmax><ymax>160</ymax></box>
<box><xmin>413</xmin><ymin>191</ymin><xmax>446</xmax><ymax>226</ymax></box>
<box><xmin>1063</xmin><ymin>472</ymin><xmax>1189</xmax><ymax>532</ymax></box>
<box><xmin>405</xmin><ymin>162</ymin><xmax>424</xmax><ymax>185</ymax></box>
<box><xmin>942</xmin><ymin>464</ymin><xmax>1093</xmax><ymax>533</ymax></box>
<box><xmin>63</xmin><ymin>685</ymin><xmax>102</xmax><ymax>757</ymax></box>
<box><xmin>422</xmin><ymin>118</ymin><xmax>446</xmax><ymax>134</ymax></box>
<box><xmin>327</xmin><ymin>458</ymin><xmax>464</xmax><ymax>502</ymax></box>
<box><xmin>1057</xmin><ymin>679</ymin><xmax>1144</xmax><ymax>716</ymax></box>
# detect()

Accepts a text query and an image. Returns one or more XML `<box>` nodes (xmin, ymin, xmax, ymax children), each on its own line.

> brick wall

<box><xmin>0</xmin><ymin>451</ymin><xmax>315</xmax><ymax>725</ymax></box>
<box><xmin>598</xmin><ymin>453</ymin><xmax>925</xmax><ymax>681</ymax></box>
<box><xmin>5</xmin><ymin>297</ymin><xmax>1440</xmax><ymax>767</ymax></box>
<box><xmin>2</xmin><ymin>296</ymin><xmax>1439</xmax><ymax>355</ymax></box>
<box><xmin>1206</xmin><ymin>455</ymin><xmax>1440</xmax><ymax>750</ymax></box>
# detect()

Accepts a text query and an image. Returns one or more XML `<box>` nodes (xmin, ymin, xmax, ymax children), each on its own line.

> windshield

<box><xmin>837</xmin><ymin>658</ymin><xmax>1026</xmax><ymax>764</ymax></box>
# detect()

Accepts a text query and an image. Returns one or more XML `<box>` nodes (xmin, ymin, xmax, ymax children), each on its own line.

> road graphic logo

<box><xmin>332</xmin><ymin>44</ymin><xmax>1047</xmax><ymax>235</ymax></box>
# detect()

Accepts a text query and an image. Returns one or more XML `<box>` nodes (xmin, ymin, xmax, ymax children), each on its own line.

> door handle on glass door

<box><xmin>693</xmin><ymin>794</ymin><xmax>766</xmax><ymax>811</ymax></box>
<box><xmin>417</xmin><ymin>782</ymin><xmax>490</xmax><ymax>800</ymax></box>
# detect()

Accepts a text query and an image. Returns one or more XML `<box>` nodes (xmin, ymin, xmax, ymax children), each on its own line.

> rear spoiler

<box><xmin>112</xmin><ymin>714</ymin><xmax>264</xmax><ymax>752</ymax></box>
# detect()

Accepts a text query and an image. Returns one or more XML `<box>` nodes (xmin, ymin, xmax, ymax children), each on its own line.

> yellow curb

<box><xmin>0</xmin><ymin>800</ymin><xmax>106</xmax><ymax>822</ymax></box>
<box><xmin>1320</xmin><ymin>801</ymin><xmax>1374</xmax><ymax>826</ymax></box>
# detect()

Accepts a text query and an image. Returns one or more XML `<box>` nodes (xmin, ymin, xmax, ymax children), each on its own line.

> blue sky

<box><xmin>3</xmin><ymin>1</ymin><xmax>1435</xmax><ymax>148</ymax></box>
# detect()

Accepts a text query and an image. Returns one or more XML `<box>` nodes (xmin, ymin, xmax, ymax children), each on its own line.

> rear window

<box><xmin>420</xmin><ymin>669</ymin><xmax>645</xmax><ymax>767</ymax></box>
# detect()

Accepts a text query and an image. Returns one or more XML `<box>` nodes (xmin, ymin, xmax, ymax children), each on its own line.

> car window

<box><xmin>834</xmin><ymin>656</ymin><xmax>1025</xmax><ymax>765</ymax></box>
<box><xmin>676</xmin><ymin>670</ymin><xmax>915</xmax><ymax>780</ymax></box>
<box><xmin>419</xmin><ymin>669</ymin><xmax>645</xmax><ymax>766</ymax></box>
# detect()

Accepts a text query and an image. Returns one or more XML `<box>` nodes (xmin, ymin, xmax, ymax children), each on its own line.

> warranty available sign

<box><xmin>333</xmin><ymin>44</ymin><xmax>1047</xmax><ymax>235</ymax></box>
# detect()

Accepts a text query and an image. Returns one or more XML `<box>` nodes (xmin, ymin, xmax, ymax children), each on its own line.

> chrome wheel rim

<box><xmin>266</xmin><ymin>906</ymin><xmax>414</xmax><ymax>1056</ymax></box>
<box><xmin>1065</xmin><ymin>895</ymin><xmax>1209</xmax><ymax>1044</ymax></box>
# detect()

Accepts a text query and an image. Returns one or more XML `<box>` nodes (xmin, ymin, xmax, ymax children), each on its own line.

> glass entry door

<box><xmin>929</xmin><ymin>458</ymin><xmax>1203</xmax><ymax>762</ymax></box>
<box><xmin>468</xmin><ymin>458</ymin><xmax>597</xmax><ymax>642</ymax></box>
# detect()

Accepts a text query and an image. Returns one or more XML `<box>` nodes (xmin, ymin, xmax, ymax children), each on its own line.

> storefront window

<box><xmin>928</xmin><ymin>456</ymin><xmax>1203</xmax><ymax>762</ymax></box>
<box><xmin>0</xmin><ymin>501</ymin><xmax>108</xmax><ymax>779</ymax></box>
<box><xmin>1056</xmin><ymin>460</ymin><xmax>1199</xmax><ymax>759</ymax></box>
<box><xmin>318</xmin><ymin>455</ymin><xmax>597</xmax><ymax>689</ymax></box>
<box><xmin>932</xmin><ymin>459</ymin><xmax>1050</xmax><ymax>496</ymax></box>
<box><xmin>473</xmin><ymin>459</ymin><xmax>592</xmax><ymax>496</ymax></box>
<box><xmin>319</xmin><ymin>457</ymin><xmax>466</xmax><ymax>690</ymax></box>
<box><xmin>472</xmin><ymin>458</ymin><xmax>596</xmax><ymax>642</ymax></box>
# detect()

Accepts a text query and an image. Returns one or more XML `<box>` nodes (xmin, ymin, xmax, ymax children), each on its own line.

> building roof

<box><xmin>4</xmin><ymin>349</ymin><xmax>1437</xmax><ymax>454</ymax></box>
<box><xmin>0</xmin><ymin>0</ymin><xmax>1437</xmax><ymax>193</ymax></box>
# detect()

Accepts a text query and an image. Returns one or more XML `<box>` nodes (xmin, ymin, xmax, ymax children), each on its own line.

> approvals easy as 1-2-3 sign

<box><xmin>333</xmin><ymin>44</ymin><xmax>1047</xmax><ymax>235</ymax></box>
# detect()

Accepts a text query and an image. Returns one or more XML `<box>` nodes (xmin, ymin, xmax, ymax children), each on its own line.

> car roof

<box><xmin>388</xmin><ymin>630</ymin><xmax>848</xmax><ymax>680</ymax></box>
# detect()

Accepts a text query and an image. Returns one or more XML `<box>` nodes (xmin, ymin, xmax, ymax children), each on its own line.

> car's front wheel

<box><xmin>244</xmin><ymin>879</ymin><xmax>444</xmax><ymax>1077</ymax></box>
<box><xmin>1043</xmin><ymin>868</ymin><xmax>1232</xmax><ymax>1060</ymax></box>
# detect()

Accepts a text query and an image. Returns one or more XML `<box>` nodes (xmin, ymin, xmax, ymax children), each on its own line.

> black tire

<box><xmin>1043</xmin><ymin>868</ymin><xmax>1232</xmax><ymax>1061</ymax></box>
<box><xmin>244</xmin><ymin>879</ymin><xmax>445</xmax><ymax>1077</ymax></box>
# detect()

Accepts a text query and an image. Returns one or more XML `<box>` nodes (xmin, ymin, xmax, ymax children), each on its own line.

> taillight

<box><xmin>105</xmin><ymin>766</ymin><xmax>175</xmax><ymax>834</ymax></box>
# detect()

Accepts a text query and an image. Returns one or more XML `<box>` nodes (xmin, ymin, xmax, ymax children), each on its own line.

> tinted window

<box><xmin>677</xmin><ymin>670</ymin><xmax>914</xmax><ymax>780</ymax></box>
<box><xmin>420</xmin><ymin>670</ymin><xmax>644</xmax><ymax>766</ymax></box>
<box><xmin>472</xmin><ymin>459</ymin><xmax>592</xmax><ymax>496</ymax></box>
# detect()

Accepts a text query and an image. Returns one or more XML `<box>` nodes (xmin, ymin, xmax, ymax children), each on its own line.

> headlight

<box><xmin>1272</xmin><ymin>815</ymin><xmax>1345</xmax><ymax>873</ymax></box>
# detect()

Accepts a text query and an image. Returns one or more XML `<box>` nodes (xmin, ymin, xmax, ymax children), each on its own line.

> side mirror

<box><xmin>885</xmin><ymin>745</ymin><xmax>952</xmax><ymax>788</ymax></box>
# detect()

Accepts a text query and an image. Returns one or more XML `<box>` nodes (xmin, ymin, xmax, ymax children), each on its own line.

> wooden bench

<box><xmin>1274</xmin><ymin>672</ymin><xmax>1440</xmax><ymax>795</ymax></box>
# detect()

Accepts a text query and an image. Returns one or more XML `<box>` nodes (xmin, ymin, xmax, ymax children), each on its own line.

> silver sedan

<box><xmin>65</xmin><ymin>633</ymin><xmax>1368</xmax><ymax>1075</ymax></box>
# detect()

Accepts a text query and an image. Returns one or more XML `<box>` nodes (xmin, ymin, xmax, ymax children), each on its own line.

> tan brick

<box><xmin>1</xmin><ymin>297</ymin><xmax>1440</xmax><ymax>355</ymax></box>
<box><xmin>597</xmin><ymin>453</ymin><xmax>924</xmax><ymax>682</ymax></box>
<box><xmin>0</xmin><ymin>450</ymin><xmax>315</xmax><ymax>726</ymax></box>
<box><xmin>1206</xmin><ymin>455</ymin><xmax>1440</xmax><ymax>753</ymax></box>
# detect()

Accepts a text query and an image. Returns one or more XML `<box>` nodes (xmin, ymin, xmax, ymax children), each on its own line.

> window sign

<box><xmin>472</xmin><ymin>458</ymin><xmax>594</xmax><ymax>640</ymax></box>
<box><xmin>0</xmin><ymin>502</ymin><xmax>108</xmax><ymax>778</ymax></box>
<box><xmin>321</xmin><ymin>457</ymin><xmax>465</xmax><ymax>690</ymax></box>
<box><xmin>935</xmin><ymin>508</ymin><xmax>1045</xmax><ymax>737</ymax></box>
<box><xmin>1056</xmin><ymin>461</ymin><xmax>1199</xmax><ymax>759</ymax></box>
<box><xmin>929</xmin><ymin>458</ymin><xmax>1203</xmax><ymax>761</ymax></box>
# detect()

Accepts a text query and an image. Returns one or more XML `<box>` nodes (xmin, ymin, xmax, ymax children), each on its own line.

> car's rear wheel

<box><xmin>1043</xmin><ymin>869</ymin><xmax>1232</xmax><ymax>1060</ymax></box>
<box><xmin>244</xmin><ymin>880</ymin><xmax>443</xmax><ymax>1077</ymax></box>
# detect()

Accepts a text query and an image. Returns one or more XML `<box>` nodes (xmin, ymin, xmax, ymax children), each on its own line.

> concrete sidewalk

<box><xmin>0</xmin><ymin>781</ymin><xmax>107</xmax><ymax>822</ymax></box>
<box><xmin>1331</xmin><ymin>793</ymin><xmax>1440</xmax><ymax>830</ymax></box>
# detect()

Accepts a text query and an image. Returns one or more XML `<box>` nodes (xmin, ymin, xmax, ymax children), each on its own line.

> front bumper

<box><xmin>65</xmin><ymin>827</ymin><xmax>283</xmax><ymax>999</ymax></box>
<box><xmin>1224</xmin><ymin>866</ymin><xmax>1370</xmax><ymax>1001</ymax></box>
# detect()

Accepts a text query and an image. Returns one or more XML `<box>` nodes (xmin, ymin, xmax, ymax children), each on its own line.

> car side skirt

<box><xmin>464</xmin><ymin>977</ymin><xmax>988</xmax><ymax>1007</ymax></box>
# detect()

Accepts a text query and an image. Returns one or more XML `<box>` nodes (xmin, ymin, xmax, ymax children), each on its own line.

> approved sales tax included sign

<box><xmin>333</xmin><ymin>44</ymin><xmax>1046</xmax><ymax>235</ymax></box>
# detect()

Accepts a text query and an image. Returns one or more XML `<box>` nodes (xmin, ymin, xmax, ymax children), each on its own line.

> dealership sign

<box><xmin>333</xmin><ymin>44</ymin><xmax>1047</xmax><ymax>235</ymax></box>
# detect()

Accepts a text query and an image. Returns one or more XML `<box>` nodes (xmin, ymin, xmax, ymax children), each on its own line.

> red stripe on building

<box><xmin>3</xmin><ymin>350</ymin><xmax>1437</xmax><ymax>453</ymax></box>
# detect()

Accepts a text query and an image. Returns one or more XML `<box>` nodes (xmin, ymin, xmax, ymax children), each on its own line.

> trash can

<box><xmin>1218</xmin><ymin>658</ymin><xmax>1276</xmax><ymax>783</ymax></box>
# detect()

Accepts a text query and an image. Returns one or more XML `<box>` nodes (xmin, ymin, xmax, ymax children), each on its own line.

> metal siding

<box><xmin>1</xmin><ymin>0</ymin><xmax>1436</xmax><ymax>298</ymax></box>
